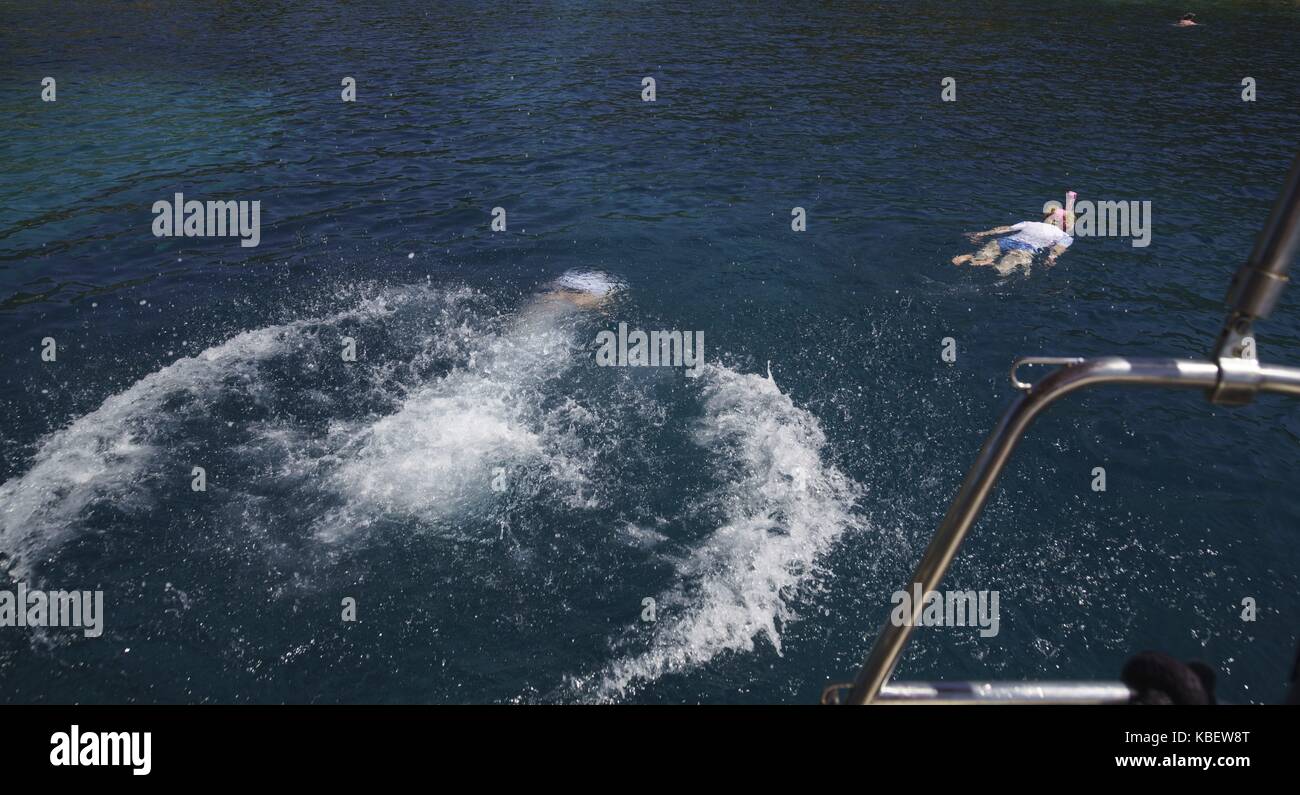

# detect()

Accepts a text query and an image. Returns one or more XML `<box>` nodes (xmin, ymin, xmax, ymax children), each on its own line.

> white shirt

<box><xmin>1008</xmin><ymin>221</ymin><xmax>1073</xmax><ymax>250</ymax></box>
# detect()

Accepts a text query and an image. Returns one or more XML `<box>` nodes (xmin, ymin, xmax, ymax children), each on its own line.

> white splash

<box><xmin>324</xmin><ymin>389</ymin><xmax>542</xmax><ymax>528</ymax></box>
<box><xmin>0</xmin><ymin>289</ymin><xmax>441</xmax><ymax>578</ymax></box>
<box><xmin>312</xmin><ymin>286</ymin><xmax>598</xmax><ymax>539</ymax></box>
<box><xmin>588</xmin><ymin>363</ymin><xmax>863</xmax><ymax>699</ymax></box>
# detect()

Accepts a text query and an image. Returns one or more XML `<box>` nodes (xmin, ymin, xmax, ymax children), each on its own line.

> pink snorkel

<box><xmin>1064</xmin><ymin>190</ymin><xmax>1077</xmax><ymax>232</ymax></box>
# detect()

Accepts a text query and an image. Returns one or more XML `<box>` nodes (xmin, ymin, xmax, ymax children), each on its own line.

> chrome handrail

<box><xmin>826</xmin><ymin>680</ymin><xmax>1136</xmax><ymax>705</ymax></box>
<box><xmin>834</xmin><ymin>356</ymin><xmax>1300</xmax><ymax>705</ymax></box>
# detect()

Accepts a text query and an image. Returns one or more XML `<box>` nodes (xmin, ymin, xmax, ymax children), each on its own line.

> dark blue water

<box><xmin>2</xmin><ymin>1</ymin><xmax>1299</xmax><ymax>703</ymax></box>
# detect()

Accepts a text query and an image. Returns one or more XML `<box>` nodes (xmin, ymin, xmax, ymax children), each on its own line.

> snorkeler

<box><xmin>1175</xmin><ymin>13</ymin><xmax>1198</xmax><ymax>27</ymax></box>
<box><xmin>951</xmin><ymin>205</ymin><xmax>1074</xmax><ymax>275</ymax></box>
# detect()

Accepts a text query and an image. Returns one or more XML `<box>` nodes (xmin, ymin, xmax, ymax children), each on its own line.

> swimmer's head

<box><xmin>1181</xmin><ymin>13</ymin><xmax>1196</xmax><ymax>21</ymax></box>
<box><xmin>541</xmin><ymin>270</ymin><xmax>622</xmax><ymax>310</ymax></box>
<box><xmin>1043</xmin><ymin>207</ymin><xmax>1069</xmax><ymax>230</ymax></box>
<box><xmin>550</xmin><ymin>270</ymin><xmax>619</xmax><ymax>297</ymax></box>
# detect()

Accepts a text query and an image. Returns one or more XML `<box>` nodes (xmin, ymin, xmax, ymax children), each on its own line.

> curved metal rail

<box><xmin>834</xmin><ymin>356</ymin><xmax>1300</xmax><ymax>705</ymax></box>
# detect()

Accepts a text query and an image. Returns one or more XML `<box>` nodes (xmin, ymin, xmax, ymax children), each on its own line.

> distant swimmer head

<box><xmin>1177</xmin><ymin>13</ymin><xmax>1198</xmax><ymax>26</ymax></box>
<box><xmin>543</xmin><ymin>270</ymin><xmax>623</xmax><ymax>310</ymax></box>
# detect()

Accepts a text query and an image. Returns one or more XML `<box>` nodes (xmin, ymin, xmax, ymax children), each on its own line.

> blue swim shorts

<box><xmin>997</xmin><ymin>237</ymin><xmax>1038</xmax><ymax>254</ymax></box>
